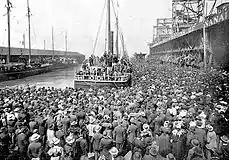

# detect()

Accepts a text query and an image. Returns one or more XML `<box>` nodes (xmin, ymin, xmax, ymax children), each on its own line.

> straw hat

<box><xmin>130</xmin><ymin>118</ymin><xmax>136</xmax><ymax>124</ymax></box>
<box><xmin>191</xmin><ymin>139</ymin><xmax>200</xmax><ymax>147</ymax></box>
<box><xmin>71</xmin><ymin>121</ymin><xmax>77</xmax><ymax>126</ymax></box>
<box><xmin>206</xmin><ymin>124</ymin><xmax>214</xmax><ymax>132</ymax></box>
<box><xmin>14</xmin><ymin>107</ymin><xmax>21</xmax><ymax>112</ymax></box>
<box><xmin>132</xmin><ymin>151</ymin><xmax>142</xmax><ymax>160</ymax></box>
<box><xmin>189</xmin><ymin>121</ymin><xmax>196</xmax><ymax>128</ymax></box>
<box><xmin>190</xmin><ymin>95</ymin><xmax>196</xmax><ymax>100</ymax></box>
<box><xmin>172</xmin><ymin>129</ymin><xmax>178</xmax><ymax>135</ymax></box>
<box><xmin>52</xmin><ymin>137</ymin><xmax>60</xmax><ymax>145</ymax></box>
<box><xmin>149</xmin><ymin>146</ymin><xmax>158</xmax><ymax>156</ymax></box>
<box><xmin>166</xmin><ymin>153</ymin><xmax>176</xmax><ymax>160</ymax></box>
<box><xmin>220</xmin><ymin>101</ymin><xmax>227</xmax><ymax>105</ymax></box>
<box><xmin>66</xmin><ymin>135</ymin><xmax>75</xmax><ymax>144</ymax></box>
<box><xmin>196</xmin><ymin>121</ymin><xmax>203</xmax><ymax>128</ymax></box>
<box><xmin>8</xmin><ymin>114</ymin><xmax>15</xmax><ymax>121</ymax></box>
<box><xmin>89</xmin><ymin>116</ymin><xmax>96</xmax><ymax>124</ymax></box>
<box><xmin>220</xmin><ymin>135</ymin><xmax>229</xmax><ymax>143</ymax></box>
<box><xmin>174</xmin><ymin>121</ymin><xmax>182</xmax><ymax>129</ymax></box>
<box><xmin>109</xmin><ymin>147</ymin><xmax>119</xmax><ymax>156</ymax></box>
<box><xmin>30</xmin><ymin>133</ymin><xmax>40</xmax><ymax>142</ymax></box>
<box><xmin>94</xmin><ymin>125</ymin><xmax>102</xmax><ymax>133</ymax></box>
<box><xmin>179</xmin><ymin>110</ymin><xmax>187</xmax><ymax>117</ymax></box>
<box><xmin>33</xmin><ymin>129</ymin><xmax>38</xmax><ymax>133</ymax></box>
<box><xmin>143</xmin><ymin>124</ymin><xmax>150</xmax><ymax>130</ymax></box>
<box><xmin>164</xmin><ymin>121</ymin><xmax>170</xmax><ymax>128</ymax></box>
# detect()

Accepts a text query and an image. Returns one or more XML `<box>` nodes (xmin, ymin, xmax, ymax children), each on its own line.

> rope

<box><xmin>92</xmin><ymin>0</ymin><xmax>107</xmax><ymax>55</ymax></box>
<box><xmin>111</xmin><ymin>0</ymin><xmax>129</xmax><ymax>59</ymax></box>
<box><xmin>105</xmin><ymin>7</ymin><xmax>108</xmax><ymax>52</ymax></box>
<box><xmin>111</xmin><ymin>0</ymin><xmax>118</xmax><ymax>19</ymax></box>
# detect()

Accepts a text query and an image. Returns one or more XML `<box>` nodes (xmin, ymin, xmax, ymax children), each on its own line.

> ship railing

<box><xmin>74</xmin><ymin>74</ymin><xmax>130</xmax><ymax>82</ymax></box>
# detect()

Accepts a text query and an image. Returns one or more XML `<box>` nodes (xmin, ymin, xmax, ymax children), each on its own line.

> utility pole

<box><xmin>27</xmin><ymin>0</ymin><xmax>31</xmax><ymax>66</ymax></box>
<box><xmin>52</xmin><ymin>26</ymin><xmax>54</xmax><ymax>60</ymax></box>
<box><xmin>6</xmin><ymin>0</ymin><xmax>11</xmax><ymax>64</ymax></box>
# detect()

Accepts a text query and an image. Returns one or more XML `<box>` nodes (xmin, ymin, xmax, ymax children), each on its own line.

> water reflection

<box><xmin>0</xmin><ymin>66</ymin><xmax>80</xmax><ymax>89</ymax></box>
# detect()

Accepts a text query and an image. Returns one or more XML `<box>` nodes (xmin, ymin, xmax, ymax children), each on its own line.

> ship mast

<box><xmin>52</xmin><ymin>26</ymin><xmax>54</xmax><ymax>60</ymax></box>
<box><xmin>116</xmin><ymin>17</ymin><xmax>119</xmax><ymax>59</ymax></box>
<box><xmin>65</xmin><ymin>32</ymin><xmax>68</xmax><ymax>52</ymax></box>
<box><xmin>107</xmin><ymin>0</ymin><xmax>111</xmax><ymax>54</ymax></box>
<box><xmin>6</xmin><ymin>0</ymin><xmax>11</xmax><ymax>64</ymax></box>
<box><xmin>203</xmin><ymin>0</ymin><xmax>207</xmax><ymax>69</ymax></box>
<box><xmin>27</xmin><ymin>0</ymin><xmax>31</xmax><ymax>66</ymax></box>
<box><xmin>65</xmin><ymin>32</ymin><xmax>67</xmax><ymax>60</ymax></box>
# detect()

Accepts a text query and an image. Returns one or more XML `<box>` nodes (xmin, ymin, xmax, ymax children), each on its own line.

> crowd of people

<box><xmin>154</xmin><ymin>53</ymin><xmax>204</xmax><ymax>69</ymax></box>
<box><xmin>0</xmin><ymin>56</ymin><xmax>229</xmax><ymax>160</ymax></box>
<box><xmin>76</xmin><ymin>55</ymin><xmax>132</xmax><ymax>81</ymax></box>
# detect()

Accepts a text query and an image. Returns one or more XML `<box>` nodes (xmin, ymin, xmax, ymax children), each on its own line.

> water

<box><xmin>0</xmin><ymin>65</ymin><xmax>81</xmax><ymax>89</ymax></box>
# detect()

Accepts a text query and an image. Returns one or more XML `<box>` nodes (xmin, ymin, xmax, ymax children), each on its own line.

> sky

<box><xmin>0</xmin><ymin>0</ymin><xmax>173</xmax><ymax>57</ymax></box>
<box><xmin>0</xmin><ymin>0</ymin><xmax>222</xmax><ymax>57</ymax></box>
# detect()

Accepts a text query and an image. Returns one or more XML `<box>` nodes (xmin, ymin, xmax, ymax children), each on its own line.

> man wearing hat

<box><xmin>0</xmin><ymin>127</ymin><xmax>10</xmax><ymax>159</ymax></box>
<box><xmin>186</xmin><ymin>139</ymin><xmax>202</xmax><ymax>160</ymax></box>
<box><xmin>64</xmin><ymin>135</ymin><xmax>76</xmax><ymax>160</ymax></box>
<box><xmin>127</xmin><ymin>118</ymin><xmax>138</xmax><ymax>150</ymax></box>
<box><xmin>79</xmin><ymin>132</ymin><xmax>89</xmax><ymax>160</ymax></box>
<box><xmin>27</xmin><ymin>133</ymin><xmax>42</xmax><ymax>160</ymax></box>
<box><xmin>87</xmin><ymin>115</ymin><xmax>96</xmax><ymax>154</ymax></box>
<box><xmin>16</xmin><ymin>126</ymin><xmax>29</xmax><ymax>159</ymax></box>
<box><xmin>205</xmin><ymin>124</ymin><xmax>217</xmax><ymax>160</ymax></box>
<box><xmin>142</xmin><ymin>145</ymin><xmax>162</xmax><ymax>160</ymax></box>
<box><xmin>99</xmin><ymin>130</ymin><xmax>113</xmax><ymax>160</ymax></box>
<box><xmin>113</xmin><ymin>122</ymin><xmax>126</xmax><ymax>151</ymax></box>
<box><xmin>92</xmin><ymin>125</ymin><xmax>103</xmax><ymax>160</ymax></box>
<box><xmin>194</xmin><ymin>120</ymin><xmax>207</xmax><ymax>148</ymax></box>
<box><xmin>218</xmin><ymin>135</ymin><xmax>229</xmax><ymax>160</ymax></box>
<box><xmin>158</xmin><ymin>126</ymin><xmax>171</xmax><ymax>157</ymax></box>
<box><xmin>109</xmin><ymin>147</ymin><xmax>123</xmax><ymax>160</ymax></box>
<box><xmin>55</xmin><ymin>122</ymin><xmax>65</xmax><ymax>148</ymax></box>
<box><xmin>47</xmin><ymin>124</ymin><xmax>56</xmax><ymax>147</ymax></box>
<box><xmin>187</xmin><ymin>146</ymin><xmax>204</xmax><ymax>160</ymax></box>
<box><xmin>48</xmin><ymin>137</ymin><xmax>64</xmax><ymax>160</ymax></box>
<box><xmin>61</xmin><ymin>115</ymin><xmax>71</xmax><ymax>137</ymax></box>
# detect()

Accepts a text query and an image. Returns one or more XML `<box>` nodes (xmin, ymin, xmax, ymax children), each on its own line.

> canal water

<box><xmin>0</xmin><ymin>65</ymin><xmax>81</xmax><ymax>89</ymax></box>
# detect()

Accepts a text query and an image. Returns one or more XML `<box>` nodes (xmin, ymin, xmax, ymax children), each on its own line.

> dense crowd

<box><xmin>153</xmin><ymin>54</ymin><xmax>204</xmax><ymax>69</ymax></box>
<box><xmin>0</xmin><ymin>57</ymin><xmax>229</xmax><ymax>160</ymax></box>
<box><xmin>77</xmin><ymin>56</ymin><xmax>131</xmax><ymax>81</ymax></box>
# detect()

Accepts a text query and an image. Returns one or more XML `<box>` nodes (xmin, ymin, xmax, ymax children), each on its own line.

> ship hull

<box><xmin>149</xmin><ymin>6</ymin><xmax>229</xmax><ymax>70</ymax></box>
<box><xmin>0</xmin><ymin>63</ymin><xmax>78</xmax><ymax>82</ymax></box>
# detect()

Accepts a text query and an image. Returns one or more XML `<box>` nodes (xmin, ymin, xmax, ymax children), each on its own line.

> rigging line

<box><xmin>30</xmin><ymin>17</ymin><xmax>37</xmax><ymax>43</ymax></box>
<box><xmin>208</xmin><ymin>0</ymin><xmax>217</xmax><ymax>16</ymax></box>
<box><xmin>92</xmin><ymin>0</ymin><xmax>107</xmax><ymax>55</ymax></box>
<box><xmin>2</xmin><ymin>28</ymin><xmax>6</xmax><ymax>45</ymax></box>
<box><xmin>112</xmin><ymin>0</ymin><xmax>127</xmax><ymax>56</ymax></box>
<box><xmin>105</xmin><ymin>9</ymin><xmax>108</xmax><ymax>52</ymax></box>
<box><xmin>111</xmin><ymin>0</ymin><xmax>118</xmax><ymax>19</ymax></box>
